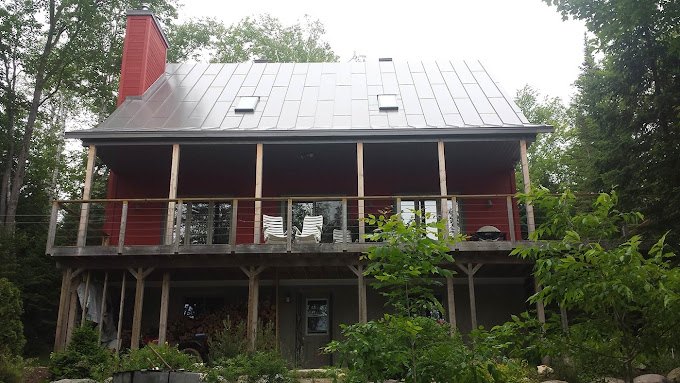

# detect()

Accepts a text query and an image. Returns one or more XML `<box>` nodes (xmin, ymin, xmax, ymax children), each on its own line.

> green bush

<box><xmin>208</xmin><ymin>318</ymin><xmax>276</xmax><ymax>363</ymax></box>
<box><xmin>49</xmin><ymin>323</ymin><xmax>112</xmax><ymax>380</ymax></box>
<box><xmin>0</xmin><ymin>278</ymin><xmax>25</xmax><ymax>357</ymax></box>
<box><xmin>0</xmin><ymin>355</ymin><xmax>25</xmax><ymax>383</ymax></box>
<box><xmin>116</xmin><ymin>343</ymin><xmax>200</xmax><ymax>371</ymax></box>
<box><xmin>204</xmin><ymin>351</ymin><xmax>288</xmax><ymax>383</ymax></box>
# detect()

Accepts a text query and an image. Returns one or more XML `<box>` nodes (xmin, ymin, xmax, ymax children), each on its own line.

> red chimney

<box><xmin>117</xmin><ymin>9</ymin><xmax>169</xmax><ymax>106</ymax></box>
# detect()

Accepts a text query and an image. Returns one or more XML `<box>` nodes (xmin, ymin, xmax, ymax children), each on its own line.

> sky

<box><xmin>178</xmin><ymin>0</ymin><xmax>587</xmax><ymax>104</ymax></box>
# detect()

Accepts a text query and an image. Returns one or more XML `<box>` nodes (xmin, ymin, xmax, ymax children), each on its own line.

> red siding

<box><xmin>117</xmin><ymin>15</ymin><xmax>167</xmax><ymax>106</ymax></box>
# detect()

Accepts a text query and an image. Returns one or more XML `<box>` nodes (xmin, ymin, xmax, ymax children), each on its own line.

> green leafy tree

<box><xmin>513</xmin><ymin>189</ymin><xmax>680</xmax><ymax>383</ymax></box>
<box><xmin>0</xmin><ymin>278</ymin><xmax>25</xmax><ymax>357</ymax></box>
<box><xmin>212</xmin><ymin>14</ymin><xmax>338</xmax><ymax>63</ymax></box>
<box><xmin>166</xmin><ymin>17</ymin><xmax>223</xmax><ymax>62</ymax></box>
<box><xmin>545</xmin><ymin>0</ymin><xmax>680</xmax><ymax>244</ymax></box>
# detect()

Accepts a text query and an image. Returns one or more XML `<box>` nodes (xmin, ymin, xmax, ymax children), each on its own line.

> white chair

<box><xmin>333</xmin><ymin>229</ymin><xmax>351</xmax><ymax>243</ymax></box>
<box><xmin>296</xmin><ymin>215</ymin><xmax>323</xmax><ymax>243</ymax></box>
<box><xmin>262</xmin><ymin>215</ymin><xmax>289</xmax><ymax>243</ymax></box>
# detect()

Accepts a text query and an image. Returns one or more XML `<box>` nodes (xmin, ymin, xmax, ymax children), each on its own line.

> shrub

<box><xmin>0</xmin><ymin>355</ymin><xmax>25</xmax><ymax>383</ymax></box>
<box><xmin>204</xmin><ymin>351</ymin><xmax>288</xmax><ymax>383</ymax></box>
<box><xmin>49</xmin><ymin>323</ymin><xmax>112</xmax><ymax>380</ymax></box>
<box><xmin>116</xmin><ymin>343</ymin><xmax>200</xmax><ymax>371</ymax></box>
<box><xmin>208</xmin><ymin>318</ymin><xmax>276</xmax><ymax>363</ymax></box>
<box><xmin>0</xmin><ymin>278</ymin><xmax>25</xmax><ymax>357</ymax></box>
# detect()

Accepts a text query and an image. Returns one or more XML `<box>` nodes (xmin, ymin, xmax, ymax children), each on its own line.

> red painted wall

<box><xmin>117</xmin><ymin>14</ymin><xmax>167</xmax><ymax>106</ymax></box>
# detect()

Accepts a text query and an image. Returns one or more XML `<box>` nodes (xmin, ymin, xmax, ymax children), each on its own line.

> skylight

<box><xmin>235</xmin><ymin>96</ymin><xmax>259</xmax><ymax>112</ymax></box>
<box><xmin>378</xmin><ymin>94</ymin><xmax>398</xmax><ymax>111</ymax></box>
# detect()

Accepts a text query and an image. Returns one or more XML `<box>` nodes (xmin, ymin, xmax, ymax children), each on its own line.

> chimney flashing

<box><xmin>126</xmin><ymin>9</ymin><xmax>170</xmax><ymax>49</ymax></box>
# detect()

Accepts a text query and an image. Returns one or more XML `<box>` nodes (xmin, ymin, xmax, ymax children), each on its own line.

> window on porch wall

<box><xmin>179</xmin><ymin>202</ymin><xmax>232</xmax><ymax>245</ymax></box>
<box><xmin>283</xmin><ymin>201</ymin><xmax>343</xmax><ymax>243</ymax></box>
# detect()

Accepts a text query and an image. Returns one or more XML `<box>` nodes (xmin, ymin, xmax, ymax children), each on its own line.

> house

<box><xmin>48</xmin><ymin>8</ymin><xmax>552</xmax><ymax>367</ymax></box>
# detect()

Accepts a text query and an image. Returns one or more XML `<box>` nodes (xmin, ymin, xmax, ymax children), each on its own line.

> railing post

<box><xmin>286</xmin><ymin>198</ymin><xmax>293</xmax><ymax>252</ymax></box>
<box><xmin>342</xmin><ymin>198</ymin><xmax>348</xmax><ymax>251</ymax></box>
<box><xmin>395</xmin><ymin>197</ymin><xmax>401</xmax><ymax>218</ymax></box>
<box><xmin>229</xmin><ymin>200</ymin><xmax>238</xmax><ymax>250</ymax></box>
<box><xmin>165</xmin><ymin>144</ymin><xmax>180</xmax><ymax>246</ymax></box>
<box><xmin>506</xmin><ymin>196</ymin><xmax>516</xmax><ymax>244</ymax></box>
<box><xmin>46</xmin><ymin>202</ymin><xmax>58</xmax><ymax>254</ymax></box>
<box><xmin>77</xmin><ymin>145</ymin><xmax>96</xmax><ymax>247</ymax></box>
<box><xmin>451</xmin><ymin>197</ymin><xmax>459</xmax><ymax>237</ymax></box>
<box><xmin>174</xmin><ymin>199</ymin><xmax>182</xmax><ymax>253</ymax></box>
<box><xmin>207</xmin><ymin>201</ymin><xmax>214</xmax><ymax>245</ymax></box>
<box><xmin>184</xmin><ymin>202</ymin><xmax>192</xmax><ymax>245</ymax></box>
<box><xmin>437</xmin><ymin>141</ymin><xmax>449</xmax><ymax>239</ymax></box>
<box><xmin>118</xmin><ymin>201</ymin><xmax>128</xmax><ymax>255</ymax></box>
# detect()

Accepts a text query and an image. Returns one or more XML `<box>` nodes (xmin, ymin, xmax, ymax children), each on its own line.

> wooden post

<box><xmin>207</xmin><ymin>201</ymin><xmax>214</xmax><ymax>245</ymax></box>
<box><xmin>54</xmin><ymin>268</ymin><xmax>72</xmax><ymax>350</ymax></box>
<box><xmin>446</xmin><ymin>275</ymin><xmax>457</xmax><ymax>335</ymax></box>
<box><xmin>506</xmin><ymin>196</ymin><xmax>516</xmax><ymax>244</ymax></box>
<box><xmin>116</xmin><ymin>271</ymin><xmax>127</xmax><ymax>353</ymax></box>
<box><xmin>65</xmin><ymin>283</ymin><xmax>78</xmax><ymax>344</ymax></box>
<box><xmin>451</xmin><ymin>197</ymin><xmax>459</xmax><ymax>237</ymax></box>
<box><xmin>184</xmin><ymin>202</ymin><xmax>193</xmax><ymax>245</ymax></box>
<box><xmin>118</xmin><ymin>201</ymin><xmax>128</xmax><ymax>254</ymax></box>
<box><xmin>275</xmin><ymin>269</ymin><xmax>280</xmax><ymax>350</ymax></box>
<box><xmin>81</xmin><ymin>271</ymin><xmax>91</xmax><ymax>324</ymax></box>
<box><xmin>46</xmin><ymin>202</ymin><xmax>58</xmax><ymax>254</ymax></box>
<box><xmin>348</xmin><ymin>265</ymin><xmax>367</xmax><ymax>323</ymax></box>
<box><xmin>165</xmin><ymin>144</ymin><xmax>180</xmax><ymax>245</ymax></box>
<box><xmin>158</xmin><ymin>272</ymin><xmax>170</xmax><ymax>345</ymax></box>
<box><xmin>341</xmin><ymin>198</ymin><xmax>348</xmax><ymax>251</ymax></box>
<box><xmin>438</xmin><ymin>141</ymin><xmax>449</xmax><ymax>237</ymax></box>
<box><xmin>519</xmin><ymin>140</ymin><xmax>535</xmax><ymax>235</ymax></box>
<box><xmin>357</xmin><ymin>143</ymin><xmax>365</xmax><ymax>243</ymax></box>
<box><xmin>286</xmin><ymin>198</ymin><xmax>293</xmax><ymax>252</ymax></box>
<box><xmin>174</xmin><ymin>199</ymin><xmax>182</xmax><ymax>253</ymax></box>
<box><xmin>243</xmin><ymin>266</ymin><xmax>265</xmax><ymax>351</ymax></box>
<box><xmin>229</xmin><ymin>200</ymin><xmax>238</xmax><ymax>248</ymax></box>
<box><xmin>130</xmin><ymin>267</ymin><xmax>145</xmax><ymax>350</ymax></box>
<box><xmin>98</xmin><ymin>272</ymin><xmax>109</xmax><ymax>342</ymax></box>
<box><xmin>457</xmin><ymin>263</ymin><xmax>482</xmax><ymax>331</ymax></box>
<box><xmin>77</xmin><ymin>145</ymin><xmax>96</xmax><ymax>247</ymax></box>
<box><xmin>254</xmin><ymin>143</ymin><xmax>263</xmax><ymax>244</ymax></box>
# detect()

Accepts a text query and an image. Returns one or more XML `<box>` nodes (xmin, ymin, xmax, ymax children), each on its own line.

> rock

<box><xmin>538</xmin><ymin>365</ymin><xmax>555</xmax><ymax>375</ymax></box>
<box><xmin>590</xmin><ymin>378</ymin><xmax>624</xmax><ymax>383</ymax></box>
<box><xmin>542</xmin><ymin>380</ymin><xmax>568</xmax><ymax>383</ymax></box>
<box><xmin>668</xmin><ymin>368</ymin><xmax>680</xmax><ymax>383</ymax></box>
<box><xmin>634</xmin><ymin>374</ymin><xmax>669</xmax><ymax>383</ymax></box>
<box><xmin>52</xmin><ymin>380</ymin><xmax>97</xmax><ymax>383</ymax></box>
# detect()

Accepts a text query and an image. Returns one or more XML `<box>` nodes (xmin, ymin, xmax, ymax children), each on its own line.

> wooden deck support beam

<box><xmin>116</xmin><ymin>271</ymin><xmax>127</xmax><ymax>353</ymax></box>
<box><xmin>130</xmin><ymin>267</ymin><xmax>154</xmax><ymax>349</ymax></box>
<box><xmin>519</xmin><ymin>140</ymin><xmax>535</xmax><ymax>234</ymax></box>
<box><xmin>357</xmin><ymin>143</ymin><xmax>365</xmax><ymax>243</ymax></box>
<box><xmin>242</xmin><ymin>266</ymin><xmax>266</xmax><ymax>351</ymax></box>
<box><xmin>254</xmin><ymin>143</ymin><xmax>263</xmax><ymax>244</ymax></box>
<box><xmin>158</xmin><ymin>271</ymin><xmax>170</xmax><ymax>345</ymax></box>
<box><xmin>348</xmin><ymin>265</ymin><xmax>367</xmax><ymax>323</ymax></box>
<box><xmin>165</xmin><ymin>144</ymin><xmax>180</xmax><ymax>246</ymax></box>
<box><xmin>65</xmin><ymin>281</ymin><xmax>78</xmax><ymax>345</ymax></box>
<box><xmin>54</xmin><ymin>268</ymin><xmax>72</xmax><ymax>350</ymax></box>
<box><xmin>457</xmin><ymin>263</ymin><xmax>482</xmax><ymax>330</ymax></box>
<box><xmin>77</xmin><ymin>145</ymin><xmax>96</xmax><ymax>247</ymax></box>
<box><xmin>438</xmin><ymin>141</ymin><xmax>449</xmax><ymax>237</ymax></box>
<box><xmin>446</xmin><ymin>275</ymin><xmax>457</xmax><ymax>335</ymax></box>
<box><xmin>98</xmin><ymin>272</ymin><xmax>108</xmax><ymax>342</ymax></box>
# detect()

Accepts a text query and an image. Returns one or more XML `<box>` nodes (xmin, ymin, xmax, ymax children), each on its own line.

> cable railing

<box><xmin>46</xmin><ymin>194</ymin><xmax>537</xmax><ymax>255</ymax></box>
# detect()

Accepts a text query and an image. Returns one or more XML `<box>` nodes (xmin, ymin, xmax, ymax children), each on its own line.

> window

<box><xmin>306</xmin><ymin>299</ymin><xmax>329</xmax><ymax>334</ymax></box>
<box><xmin>235</xmin><ymin>96</ymin><xmax>259</xmax><ymax>112</ymax></box>
<box><xmin>378</xmin><ymin>94</ymin><xmax>398</xmax><ymax>111</ymax></box>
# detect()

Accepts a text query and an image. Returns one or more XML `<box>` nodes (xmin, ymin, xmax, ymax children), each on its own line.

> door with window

<box><xmin>295</xmin><ymin>290</ymin><xmax>331</xmax><ymax>367</ymax></box>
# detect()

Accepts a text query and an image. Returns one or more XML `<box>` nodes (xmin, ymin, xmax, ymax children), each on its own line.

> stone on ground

<box><xmin>668</xmin><ymin>368</ymin><xmax>680</xmax><ymax>383</ymax></box>
<box><xmin>633</xmin><ymin>374</ymin><xmax>669</xmax><ymax>383</ymax></box>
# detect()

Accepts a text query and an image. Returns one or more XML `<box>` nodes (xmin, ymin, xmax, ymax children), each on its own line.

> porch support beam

<box><xmin>357</xmin><ymin>143</ymin><xmax>365</xmax><ymax>243</ymax></box>
<box><xmin>77</xmin><ymin>145</ymin><xmax>96</xmax><ymax>247</ymax></box>
<box><xmin>446</xmin><ymin>275</ymin><xmax>457</xmax><ymax>335</ymax></box>
<box><xmin>456</xmin><ymin>263</ymin><xmax>482</xmax><ymax>330</ymax></box>
<box><xmin>130</xmin><ymin>267</ymin><xmax>152</xmax><ymax>349</ymax></box>
<box><xmin>165</xmin><ymin>144</ymin><xmax>180</xmax><ymax>246</ymax></box>
<box><xmin>116</xmin><ymin>271</ymin><xmax>127</xmax><ymax>353</ymax></box>
<box><xmin>54</xmin><ymin>268</ymin><xmax>72</xmax><ymax>351</ymax></box>
<box><xmin>254</xmin><ymin>143</ymin><xmax>263</xmax><ymax>244</ymax></box>
<box><xmin>65</xmin><ymin>280</ymin><xmax>78</xmax><ymax>345</ymax></box>
<box><xmin>242</xmin><ymin>266</ymin><xmax>266</xmax><ymax>351</ymax></box>
<box><xmin>519</xmin><ymin>140</ymin><xmax>535</xmax><ymax>234</ymax></box>
<box><xmin>348</xmin><ymin>265</ymin><xmax>367</xmax><ymax>323</ymax></box>
<box><xmin>438</xmin><ymin>141</ymin><xmax>449</xmax><ymax>237</ymax></box>
<box><xmin>158</xmin><ymin>271</ymin><xmax>170</xmax><ymax>345</ymax></box>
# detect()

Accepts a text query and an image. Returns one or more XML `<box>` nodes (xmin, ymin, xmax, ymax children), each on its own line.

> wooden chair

<box><xmin>296</xmin><ymin>215</ymin><xmax>323</xmax><ymax>243</ymax></box>
<box><xmin>262</xmin><ymin>215</ymin><xmax>289</xmax><ymax>243</ymax></box>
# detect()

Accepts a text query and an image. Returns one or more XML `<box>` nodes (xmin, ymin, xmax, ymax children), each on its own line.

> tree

<box><xmin>166</xmin><ymin>18</ymin><xmax>223</xmax><ymax>62</ymax></box>
<box><xmin>544</xmin><ymin>0</ymin><xmax>680</xmax><ymax>244</ymax></box>
<box><xmin>212</xmin><ymin>14</ymin><xmax>338</xmax><ymax>63</ymax></box>
<box><xmin>0</xmin><ymin>278</ymin><xmax>25</xmax><ymax>357</ymax></box>
<box><xmin>513</xmin><ymin>189</ymin><xmax>680</xmax><ymax>383</ymax></box>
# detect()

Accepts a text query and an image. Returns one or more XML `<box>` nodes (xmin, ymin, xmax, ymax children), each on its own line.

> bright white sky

<box><xmin>178</xmin><ymin>0</ymin><xmax>587</xmax><ymax>104</ymax></box>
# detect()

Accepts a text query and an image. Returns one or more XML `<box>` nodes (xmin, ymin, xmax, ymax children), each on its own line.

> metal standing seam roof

<box><xmin>67</xmin><ymin>60</ymin><xmax>551</xmax><ymax>139</ymax></box>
